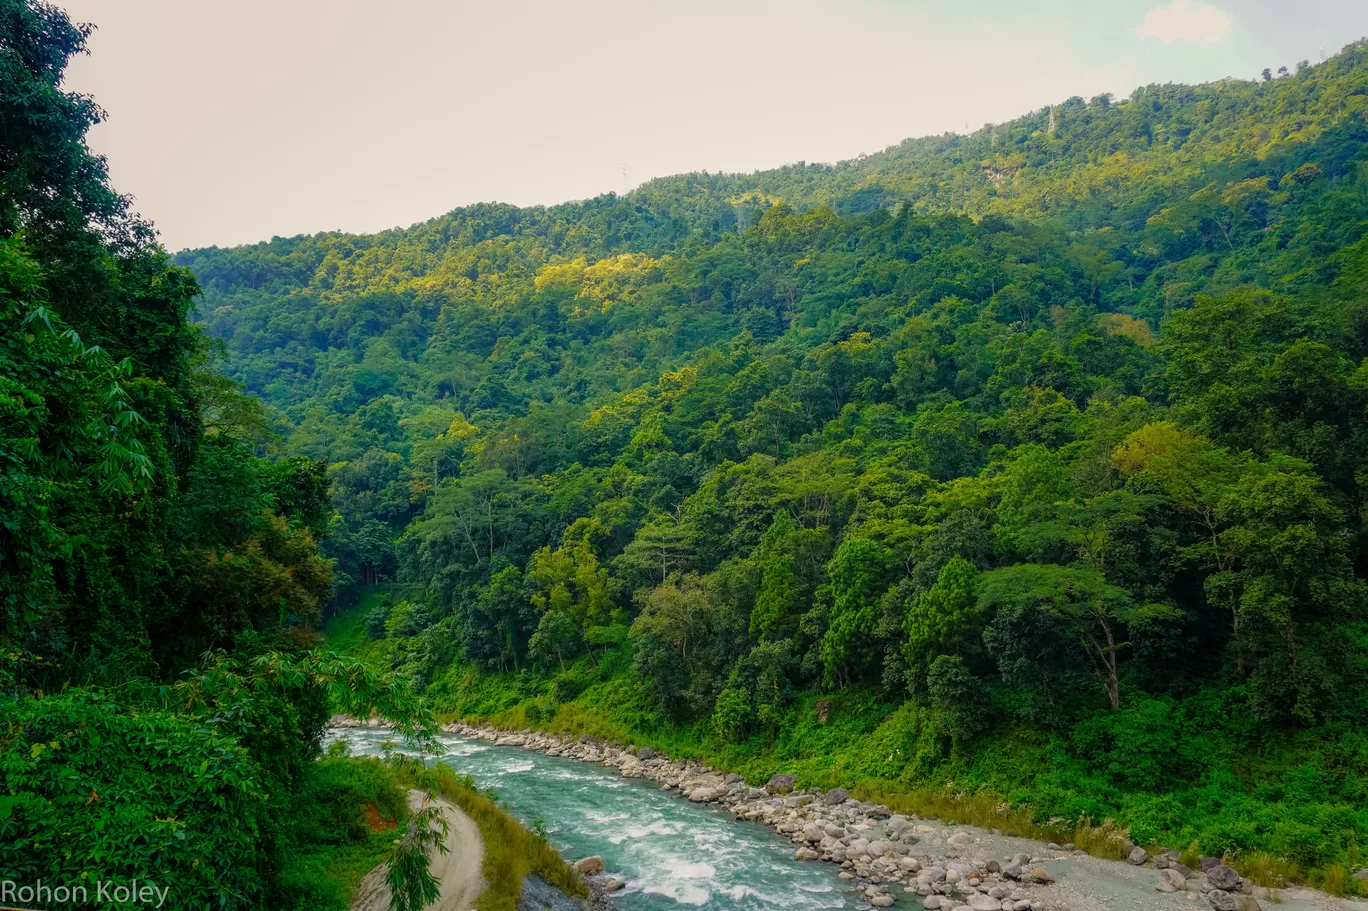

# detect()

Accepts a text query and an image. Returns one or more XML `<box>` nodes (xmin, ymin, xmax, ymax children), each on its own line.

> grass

<box><xmin>1071</xmin><ymin>817</ymin><xmax>1132</xmax><ymax>861</ymax></box>
<box><xmin>276</xmin><ymin>756</ymin><xmax>413</xmax><ymax>910</ymax></box>
<box><xmin>1234</xmin><ymin>851</ymin><xmax>1300</xmax><ymax>890</ymax></box>
<box><xmin>853</xmin><ymin>781</ymin><xmax>1073</xmax><ymax>844</ymax></box>
<box><xmin>322</xmin><ymin>584</ymin><xmax>425</xmax><ymax>664</ymax></box>
<box><xmin>394</xmin><ymin>760</ymin><xmax>589</xmax><ymax>911</ymax></box>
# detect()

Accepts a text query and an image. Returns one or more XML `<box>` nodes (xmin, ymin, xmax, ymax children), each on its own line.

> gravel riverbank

<box><xmin>400</xmin><ymin>719</ymin><xmax>1366</xmax><ymax>911</ymax></box>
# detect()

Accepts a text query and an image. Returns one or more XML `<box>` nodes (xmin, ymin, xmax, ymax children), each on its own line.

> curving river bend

<box><xmin>329</xmin><ymin>728</ymin><xmax>858</xmax><ymax>910</ymax></box>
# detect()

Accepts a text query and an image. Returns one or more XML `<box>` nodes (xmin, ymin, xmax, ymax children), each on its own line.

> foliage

<box><xmin>275</xmin><ymin>41</ymin><xmax>1368</xmax><ymax>881</ymax></box>
<box><xmin>15</xmin><ymin>0</ymin><xmax>1368</xmax><ymax>893</ymax></box>
<box><xmin>386</xmin><ymin>802</ymin><xmax>448</xmax><ymax>911</ymax></box>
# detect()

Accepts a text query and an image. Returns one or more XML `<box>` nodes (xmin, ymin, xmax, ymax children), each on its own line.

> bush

<box><xmin>0</xmin><ymin>691</ymin><xmax>268</xmax><ymax>909</ymax></box>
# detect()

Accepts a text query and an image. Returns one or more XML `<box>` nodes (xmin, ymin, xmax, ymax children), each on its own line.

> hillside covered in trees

<box><xmin>0</xmin><ymin>4</ymin><xmax>461</xmax><ymax>910</ymax></box>
<box><xmin>179</xmin><ymin>45</ymin><xmax>1368</xmax><ymax>886</ymax></box>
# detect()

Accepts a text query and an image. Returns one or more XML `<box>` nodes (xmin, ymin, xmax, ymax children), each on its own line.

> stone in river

<box><xmin>573</xmin><ymin>855</ymin><xmax>604</xmax><ymax>875</ymax></box>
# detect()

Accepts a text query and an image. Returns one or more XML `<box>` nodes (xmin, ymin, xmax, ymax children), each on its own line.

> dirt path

<box><xmin>350</xmin><ymin>789</ymin><xmax>486</xmax><ymax>911</ymax></box>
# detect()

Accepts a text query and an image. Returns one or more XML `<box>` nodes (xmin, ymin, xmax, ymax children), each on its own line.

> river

<box><xmin>329</xmin><ymin>728</ymin><xmax>858</xmax><ymax>910</ymax></box>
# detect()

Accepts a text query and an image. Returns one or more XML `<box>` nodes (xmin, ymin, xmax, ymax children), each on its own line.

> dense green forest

<box><xmin>178</xmin><ymin>41</ymin><xmax>1368</xmax><ymax>889</ymax></box>
<box><xmin>0</xmin><ymin>4</ymin><xmax>462</xmax><ymax>909</ymax></box>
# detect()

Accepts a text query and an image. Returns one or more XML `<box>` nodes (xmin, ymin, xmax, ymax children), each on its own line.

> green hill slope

<box><xmin>184</xmin><ymin>44</ymin><xmax>1368</xmax><ymax>890</ymax></box>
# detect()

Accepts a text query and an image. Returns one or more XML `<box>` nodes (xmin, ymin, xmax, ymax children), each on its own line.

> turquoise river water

<box><xmin>329</xmin><ymin>728</ymin><xmax>859</xmax><ymax>910</ymax></box>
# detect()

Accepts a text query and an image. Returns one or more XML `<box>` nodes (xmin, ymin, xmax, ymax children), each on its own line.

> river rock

<box><xmin>872</xmin><ymin>896</ymin><xmax>895</xmax><ymax>908</ymax></box>
<box><xmin>1157</xmin><ymin>869</ymin><xmax>1186</xmax><ymax>892</ymax></box>
<box><xmin>1029</xmin><ymin>867</ymin><xmax>1054</xmax><ymax>884</ymax></box>
<box><xmin>1207</xmin><ymin>865</ymin><xmax>1241</xmax><ymax>891</ymax></box>
<box><xmin>921</xmin><ymin>898</ymin><xmax>944</xmax><ymax>910</ymax></box>
<box><xmin>574</xmin><ymin>856</ymin><xmax>604</xmax><ymax>875</ymax></box>
<box><xmin>765</xmin><ymin>774</ymin><xmax>796</xmax><ymax>794</ymax></box>
<box><xmin>823</xmin><ymin>787</ymin><xmax>850</xmax><ymax>805</ymax></box>
<box><xmin>603</xmin><ymin>878</ymin><xmax>625</xmax><ymax>892</ymax></box>
<box><xmin>1208</xmin><ymin>890</ymin><xmax>1241</xmax><ymax>911</ymax></box>
<box><xmin>968</xmin><ymin>896</ymin><xmax>1000</xmax><ymax>911</ymax></box>
<box><xmin>636</xmin><ymin>747</ymin><xmax>655</xmax><ymax>760</ymax></box>
<box><xmin>947</xmin><ymin>832</ymin><xmax>972</xmax><ymax>849</ymax></box>
<box><xmin>1129</xmin><ymin>846</ymin><xmax>1148</xmax><ymax>865</ymax></box>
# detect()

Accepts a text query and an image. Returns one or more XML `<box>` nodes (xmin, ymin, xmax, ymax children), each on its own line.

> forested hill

<box><xmin>183</xmin><ymin>45</ymin><xmax>1368</xmax><ymax>883</ymax></box>
<box><xmin>182</xmin><ymin>42</ymin><xmax>1368</xmax><ymax>299</ymax></box>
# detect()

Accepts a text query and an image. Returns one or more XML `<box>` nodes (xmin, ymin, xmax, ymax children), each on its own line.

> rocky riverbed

<box><xmin>391</xmin><ymin>719</ymin><xmax>1364</xmax><ymax>911</ymax></box>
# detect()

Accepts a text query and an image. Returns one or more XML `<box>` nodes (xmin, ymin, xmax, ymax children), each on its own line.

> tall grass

<box><xmin>421</xmin><ymin>763</ymin><xmax>589</xmax><ymax>911</ymax></box>
<box><xmin>1071</xmin><ymin>817</ymin><xmax>1131</xmax><ymax>861</ymax></box>
<box><xmin>1235</xmin><ymin>852</ymin><xmax>1300</xmax><ymax>890</ymax></box>
<box><xmin>853</xmin><ymin>782</ymin><xmax>1072</xmax><ymax>844</ymax></box>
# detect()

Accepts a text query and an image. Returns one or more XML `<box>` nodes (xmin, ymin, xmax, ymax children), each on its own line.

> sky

<box><xmin>59</xmin><ymin>0</ymin><xmax>1368</xmax><ymax>251</ymax></box>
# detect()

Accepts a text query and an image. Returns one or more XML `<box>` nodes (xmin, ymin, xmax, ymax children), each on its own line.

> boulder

<box><xmin>574</xmin><ymin>856</ymin><xmax>604</xmax><ymax>875</ymax></box>
<box><xmin>603</xmin><ymin>879</ymin><xmax>625</xmax><ymax>892</ymax></box>
<box><xmin>1129</xmin><ymin>846</ymin><xmax>1149</xmax><ymax>865</ymax></box>
<box><xmin>794</xmin><ymin>847</ymin><xmax>820</xmax><ymax>861</ymax></box>
<box><xmin>1029</xmin><ymin>867</ymin><xmax>1055</xmax><ymax>885</ymax></box>
<box><xmin>724</xmin><ymin>772</ymin><xmax>743</xmax><ymax>785</ymax></box>
<box><xmin>948</xmin><ymin>832</ymin><xmax>972</xmax><ymax>849</ymax></box>
<box><xmin>823</xmin><ymin>787</ymin><xmax>850</xmax><ymax>806</ymax></box>
<box><xmin>969</xmin><ymin>896</ymin><xmax>1001</xmax><ymax>911</ymax></box>
<box><xmin>1156</xmin><ymin>869</ymin><xmax>1186</xmax><ymax>892</ymax></box>
<box><xmin>985</xmin><ymin>860</ymin><xmax>1001</xmax><ymax>874</ymax></box>
<box><xmin>1353</xmin><ymin>869</ymin><xmax>1368</xmax><ymax>882</ymax></box>
<box><xmin>688</xmin><ymin>786</ymin><xmax>721</xmax><ymax>802</ymax></box>
<box><xmin>1207</xmin><ymin>865</ymin><xmax>1241</xmax><ymax>891</ymax></box>
<box><xmin>921</xmin><ymin>898</ymin><xmax>943</xmax><ymax>910</ymax></box>
<box><xmin>872</xmin><ymin>896</ymin><xmax>896</xmax><ymax>908</ymax></box>
<box><xmin>1237</xmin><ymin>898</ymin><xmax>1262</xmax><ymax>911</ymax></box>
<box><xmin>635</xmin><ymin>747</ymin><xmax>656</xmax><ymax>760</ymax></box>
<box><xmin>765</xmin><ymin>773</ymin><xmax>796</xmax><ymax>794</ymax></box>
<box><xmin>1208</xmin><ymin>890</ymin><xmax>1241</xmax><ymax>911</ymax></box>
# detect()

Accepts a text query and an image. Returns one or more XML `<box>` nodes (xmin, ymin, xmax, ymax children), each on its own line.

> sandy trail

<box><xmin>350</xmin><ymin>789</ymin><xmax>486</xmax><ymax>911</ymax></box>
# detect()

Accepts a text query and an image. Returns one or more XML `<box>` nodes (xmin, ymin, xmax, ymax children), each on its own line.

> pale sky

<box><xmin>60</xmin><ymin>0</ymin><xmax>1368</xmax><ymax>251</ymax></box>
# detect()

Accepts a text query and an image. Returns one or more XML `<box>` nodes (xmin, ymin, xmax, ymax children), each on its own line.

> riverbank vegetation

<box><xmin>238</xmin><ymin>42</ymin><xmax>1368</xmax><ymax>893</ymax></box>
<box><xmin>0</xmin><ymin>4</ymin><xmax>442</xmax><ymax>909</ymax></box>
